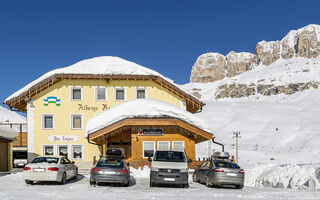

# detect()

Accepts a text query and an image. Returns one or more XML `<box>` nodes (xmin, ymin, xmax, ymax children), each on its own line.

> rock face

<box><xmin>216</xmin><ymin>82</ymin><xmax>319</xmax><ymax>99</ymax></box>
<box><xmin>190</xmin><ymin>24</ymin><xmax>320</xmax><ymax>83</ymax></box>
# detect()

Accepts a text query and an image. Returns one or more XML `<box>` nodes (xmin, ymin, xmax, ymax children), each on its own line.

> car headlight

<box><xmin>151</xmin><ymin>167</ymin><xmax>159</xmax><ymax>172</ymax></box>
<box><xmin>180</xmin><ymin>168</ymin><xmax>188</xmax><ymax>173</ymax></box>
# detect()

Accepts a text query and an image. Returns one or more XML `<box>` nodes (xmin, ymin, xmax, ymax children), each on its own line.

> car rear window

<box><xmin>31</xmin><ymin>157</ymin><xmax>59</xmax><ymax>164</ymax></box>
<box><xmin>153</xmin><ymin>151</ymin><xmax>186</xmax><ymax>162</ymax></box>
<box><xmin>97</xmin><ymin>159</ymin><xmax>123</xmax><ymax>168</ymax></box>
<box><xmin>213</xmin><ymin>161</ymin><xmax>240</xmax><ymax>169</ymax></box>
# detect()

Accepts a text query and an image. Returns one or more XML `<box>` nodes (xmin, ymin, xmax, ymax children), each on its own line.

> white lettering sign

<box><xmin>48</xmin><ymin>135</ymin><xmax>78</xmax><ymax>142</ymax></box>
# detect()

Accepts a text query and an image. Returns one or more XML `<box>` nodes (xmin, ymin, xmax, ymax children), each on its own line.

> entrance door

<box><xmin>106</xmin><ymin>130</ymin><xmax>131</xmax><ymax>159</ymax></box>
<box><xmin>0</xmin><ymin>141</ymin><xmax>8</xmax><ymax>172</ymax></box>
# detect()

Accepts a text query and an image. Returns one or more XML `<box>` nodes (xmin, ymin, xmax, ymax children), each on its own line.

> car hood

<box><xmin>151</xmin><ymin>161</ymin><xmax>187</xmax><ymax>169</ymax></box>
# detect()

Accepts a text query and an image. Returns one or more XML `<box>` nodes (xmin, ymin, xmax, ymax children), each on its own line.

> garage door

<box><xmin>0</xmin><ymin>141</ymin><xmax>8</xmax><ymax>172</ymax></box>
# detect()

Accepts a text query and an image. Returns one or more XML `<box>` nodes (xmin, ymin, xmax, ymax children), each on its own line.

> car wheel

<box><xmin>122</xmin><ymin>180</ymin><xmax>130</xmax><ymax>187</ymax></box>
<box><xmin>90</xmin><ymin>180</ymin><xmax>96</xmax><ymax>185</ymax></box>
<box><xmin>25</xmin><ymin>180</ymin><xmax>33</xmax><ymax>185</ymax></box>
<box><xmin>182</xmin><ymin>183</ymin><xmax>189</xmax><ymax>188</ymax></box>
<box><xmin>73</xmin><ymin>169</ymin><xmax>78</xmax><ymax>179</ymax></box>
<box><xmin>192</xmin><ymin>173</ymin><xmax>198</xmax><ymax>182</ymax></box>
<box><xmin>150</xmin><ymin>181</ymin><xmax>155</xmax><ymax>187</ymax></box>
<box><xmin>236</xmin><ymin>185</ymin><xmax>244</xmax><ymax>189</ymax></box>
<box><xmin>205</xmin><ymin>177</ymin><xmax>212</xmax><ymax>187</ymax></box>
<box><xmin>60</xmin><ymin>172</ymin><xmax>67</xmax><ymax>185</ymax></box>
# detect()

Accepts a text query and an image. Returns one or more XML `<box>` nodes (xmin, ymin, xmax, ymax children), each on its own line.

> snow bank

<box><xmin>85</xmin><ymin>99</ymin><xmax>212</xmax><ymax>137</ymax></box>
<box><xmin>130</xmin><ymin>166</ymin><xmax>150</xmax><ymax>178</ymax></box>
<box><xmin>0</xmin><ymin>126</ymin><xmax>18</xmax><ymax>140</ymax></box>
<box><xmin>246</xmin><ymin>164</ymin><xmax>320</xmax><ymax>190</ymax></box>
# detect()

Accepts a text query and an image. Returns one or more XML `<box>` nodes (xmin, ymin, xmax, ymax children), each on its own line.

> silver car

<box><xmin>193</xmin><ymin>160</ymin><xmax>245</xmax><ymax>189</ymax></box>
<box><xmin>23</xmin><ymin>156</ymin><xmax>78</xmax><ymax>185</ymax></box>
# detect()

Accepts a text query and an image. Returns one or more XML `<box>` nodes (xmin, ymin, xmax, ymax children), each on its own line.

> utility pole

<box><xmin>233</xmin><ymin>131</ymin><xmax>241</xmax><ymax>163</ymax></box>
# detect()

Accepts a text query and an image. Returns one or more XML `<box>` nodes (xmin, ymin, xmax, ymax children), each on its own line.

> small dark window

<box><xmin>72</xmin><ymin>88</ymin><xmax>82</xmax><ymax>100</ymax></box>
<box><xmin>136</xmin><ymin>89</ymin><xmax>145</xmax><ymax>99</ymax></box>
<box><xmin>115</xmin><ymin>89</ymin><xmax>125</xmax><ymax>100</ymax></box>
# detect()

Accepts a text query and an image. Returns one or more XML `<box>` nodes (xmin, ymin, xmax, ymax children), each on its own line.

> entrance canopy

<box><xmin>85</xmin><ymin>99</ymin><xmax>213</xmax><ymax>142</ymax></box>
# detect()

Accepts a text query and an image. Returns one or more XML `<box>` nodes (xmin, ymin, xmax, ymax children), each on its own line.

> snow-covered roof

<box><xmin>0</xmin><ymin>126</ymin><xmax>18</xmax><ymax>140</ymax></box>
<box><xmin>5</xmin><ymin>56</ymin><xmax>202</xmax><ymax>112</ymax></box>
<box><xmin>85</xmin><ymin>99</ymin><xmax>212</xmax><ymax>137</ymax></box>
<box><xmin>5</xmin><ymin>56</ymin><xmax>189</xmax><ymax>100</ymax></box>
<box><xmin>0</xmin><ymin>106</ymin><xmax>26</xmax><ymax>124</ymax></box>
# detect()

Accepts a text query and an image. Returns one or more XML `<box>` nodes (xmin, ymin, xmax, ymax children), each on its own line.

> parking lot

<box><xmin>1</xmin><ymin>172</ymin><xmax>320</xmax><ymax>200</ymax></box>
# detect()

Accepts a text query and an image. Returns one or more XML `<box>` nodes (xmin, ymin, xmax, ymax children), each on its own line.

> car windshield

<box><xmin>153</xmin><ymin>151</ymin><xmax>186</xmax><ymax>162</ymax></box>
<box><xmin>97</xmin><ymin>159</ymin><xmax>123</xmax><ymax>168</ymax></box>
<box><xmin>31</xmin><ymin>157</ymin><xmax>59</xmax><ymax>164</ymax></box>
<box><xmin>213</xmin><ymin>161</ymin><xmax>240</xmax><ymax>169</ymax></box>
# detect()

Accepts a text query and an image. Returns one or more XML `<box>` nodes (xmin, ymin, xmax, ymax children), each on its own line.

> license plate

<box><xmin>226</xmin><ymin>173</ymin><xmax>237</xmax><ymax>176</ymax></box>
<box><xmin>164</xmin><ymin>178</ymin><xmax>175</xmax><ymax>182</ymax></box>
<box><xmin>33</xmin><ymin>168</ymin><xmax>45</xmax><ymax>172</ymax></box>
<box><xmin>104</xmin><ymin>171</ymin><xmax>116</xmax><ymax>175</ymax></box>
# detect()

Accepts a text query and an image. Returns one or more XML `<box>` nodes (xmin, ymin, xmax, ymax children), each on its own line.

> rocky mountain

<box><xmin>187</xmin><ymin>24</ymin><xmax>320</xmax><ymax>101</ymax></box>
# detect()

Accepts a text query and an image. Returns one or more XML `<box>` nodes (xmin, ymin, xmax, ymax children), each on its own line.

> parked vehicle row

<box><xmin>23</xmin><ymin>150</ymin><xmax>245</xmax><ymax>189</ymax></box>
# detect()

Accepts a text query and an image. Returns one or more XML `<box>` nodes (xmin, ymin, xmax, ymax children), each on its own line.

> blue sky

<box><xmin>1</xmin><ymin>0</ymin><xmax>320</xmax><ymax>105</ymax></box>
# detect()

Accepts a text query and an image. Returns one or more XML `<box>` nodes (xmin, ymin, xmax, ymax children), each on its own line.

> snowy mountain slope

<box><xmin>193</xmin><ymin>89</ymin><xmax>320</xmax><ymax>190</ymax></box>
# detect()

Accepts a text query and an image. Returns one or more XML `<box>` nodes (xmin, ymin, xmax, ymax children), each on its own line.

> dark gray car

<box><xmin>90</xmin><ymin>157</ymin><xmax>130</xmax><ymax>186</ymax></box>
<box><xmin>193</xmin><ymin>160</ymin><xmax>244</xmax><ymax>189</ymax></box>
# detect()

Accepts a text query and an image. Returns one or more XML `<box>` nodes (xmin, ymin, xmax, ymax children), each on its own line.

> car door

<box><xmin>61</xmin><ymin>157</ymin><xmax>71</xmax><ymax>179</ymax></box>
<box><xmin>198</xmin><ymin>161</ymin><xmax>209</xmax><ymax>183</ymax></box>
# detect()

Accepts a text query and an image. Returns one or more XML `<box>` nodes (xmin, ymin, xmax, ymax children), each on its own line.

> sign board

<box><xmin>48</xmin><ymin>135</ymin><xmax>78</xmax><ymax>142</ymax></box>
<box><xmin>138</xmin><ymin>129</ymin><xmax>163</xmax><ymax>136</ymax></box>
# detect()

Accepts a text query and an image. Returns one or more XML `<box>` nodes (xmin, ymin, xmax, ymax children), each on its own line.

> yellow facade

<box><xmin>28</xmin><ymin>79</ymin><xmax>186</xmax><ymax>168</ymax></box>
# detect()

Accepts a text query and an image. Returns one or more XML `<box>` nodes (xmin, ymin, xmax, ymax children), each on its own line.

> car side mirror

<box><xmin>148</xmin><ymin>157</ymin><xmax>152</xmax><ymax>162</ymax></box>
<box><xmin>72</xmin><ymin>161</ymin><xmax>75</xmax><ymax>164</ymax></box>
<box><xmin>187</xmin><ymin>159</ymin><xmax>192</xmax><ymax>163</ymax></box>
<box><xmin>126</xmin><ymin>162</ymin><xmax>130</xmax><ymax>166</ymax></box>
<box><xmin>197</xmin><ymin>165</ymin><xmax>201</xmax><ymax>169</ymax></box>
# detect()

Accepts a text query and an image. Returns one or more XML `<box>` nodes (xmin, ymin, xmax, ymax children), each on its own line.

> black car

<box><xmin>90</xmin><ymin>148</ymin><xmax>130</xmax><ymax>186</ymax></box>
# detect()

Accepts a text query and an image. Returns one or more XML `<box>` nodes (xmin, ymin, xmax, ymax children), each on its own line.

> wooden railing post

<box><xmin>140</xmin><ymin>157</ymin><xmax>144</xmax><ymax>170</ymax></box>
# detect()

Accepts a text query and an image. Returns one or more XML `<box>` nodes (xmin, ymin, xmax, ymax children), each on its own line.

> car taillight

<box><xmin>117</xmin><ymin>169</ymin><xmax>128</xmax><ymax>174</ymax></box>
<box><xmin>213</xmin><ymin>168</ymin><xmax>224</xmax><ymax>172</ymax></box>
<box><xmin>23</xmin><ymin>166</ymin><xmax>31</xmax><ymax>171</ymax></box>
<box><xmin>239</xmin><ymin>169</ymin><xmax>245</xmax><ymax>174</ymax></box>
<box><xmin>48</xmin><ymin>167</ymin><xmax>59</xmax><ymax>171</ymax></box>
<box><xmin>91</xmin><ymin>168</ymin><xmax>101</xmax><ymax>173</ymax></box>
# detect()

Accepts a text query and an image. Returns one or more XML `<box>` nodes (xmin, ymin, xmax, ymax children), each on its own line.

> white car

<box><xmin>23</xmin><ymin>156</ymin><xmax>78</xmax><ymax>185</ymax></box>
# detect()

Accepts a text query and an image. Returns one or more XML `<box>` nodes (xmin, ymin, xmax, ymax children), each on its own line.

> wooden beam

<box><xmin>88</xmin><ymin>118</ymin><xmax>213</xmax><ymax>142</ymax></box>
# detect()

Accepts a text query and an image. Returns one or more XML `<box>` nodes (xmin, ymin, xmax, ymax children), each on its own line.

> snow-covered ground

<box><xmin>1</xmin><ymin>172</ymin><xmax>320</xmax><ymax>200</ymax></box>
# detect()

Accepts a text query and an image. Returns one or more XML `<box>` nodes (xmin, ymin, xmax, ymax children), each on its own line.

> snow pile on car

<box><xmin>246</xmin><ymin>164</ymin><xmax>320</xmax><ymax>190</ymax></box>
<box><xmin>85</xmin><ymin>99</ymin><xmax>212</xmax><ymax>137</ymax></box>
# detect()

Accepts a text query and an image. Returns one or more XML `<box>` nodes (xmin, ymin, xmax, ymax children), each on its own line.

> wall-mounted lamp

<box><xmin>135</xmin><ymin>137</ymin><xmax>139</xmax><ymax>142</ymax></box>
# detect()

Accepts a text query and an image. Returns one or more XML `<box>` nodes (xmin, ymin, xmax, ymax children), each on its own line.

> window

<box><xmin>157</xmin><ymin>141</ymin><xmax>170</xmax><ymax>150</ymax></box>
<box><xmin>143</xmin><ymin>141</ymin><xmax>155</xmax><ymax>158</ymax></box>
<box><xmin>114</xmin><ymin>88</ymin><xmax>125</xmax><ymax>101</ymax></box>
<box><xmin>43</xmin><ymin>145</ymin><xmax>54</xmax><ymax>156</ymax></box>
<box><xmin>71</xmin><ymin>87</ymin><xmax>82</xmax><ymax>100</ymax></box>
<box><xmin>58</xmin><ymin>145</ymin><xmax>68</xmax><ymax>158</ymax></box>
<box><xmin>172</xmin><ymin>141</ymin><xmax>185</xmax><ymax>151</ymax></box>
<box><xmin>71</xmin><ymin>114</ymin><xmax>82</xmax><ymax>129</ymax></box>
<box><xmin>61</xmin><ymin>157</ymin><xmax>71</xmax><ymax>164</ymax></box>
<box><xmin>42</xmin><ymin>114</ymin><xmax>54</xmax><ymax>129</ymax></box>
<box><xmin>72</xmin><ymin>145</ymin><xmax>83</xmax><ymax>160</ymax></box>
<box><xmin>136</xmin><ymin>88</ymin><xmax>146</xmax><ymax>99</ymax></box>
<box><xmin>95</xmin><ymin>87</ymin><xmax>107</xmax><ymax>101</ymax></box>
